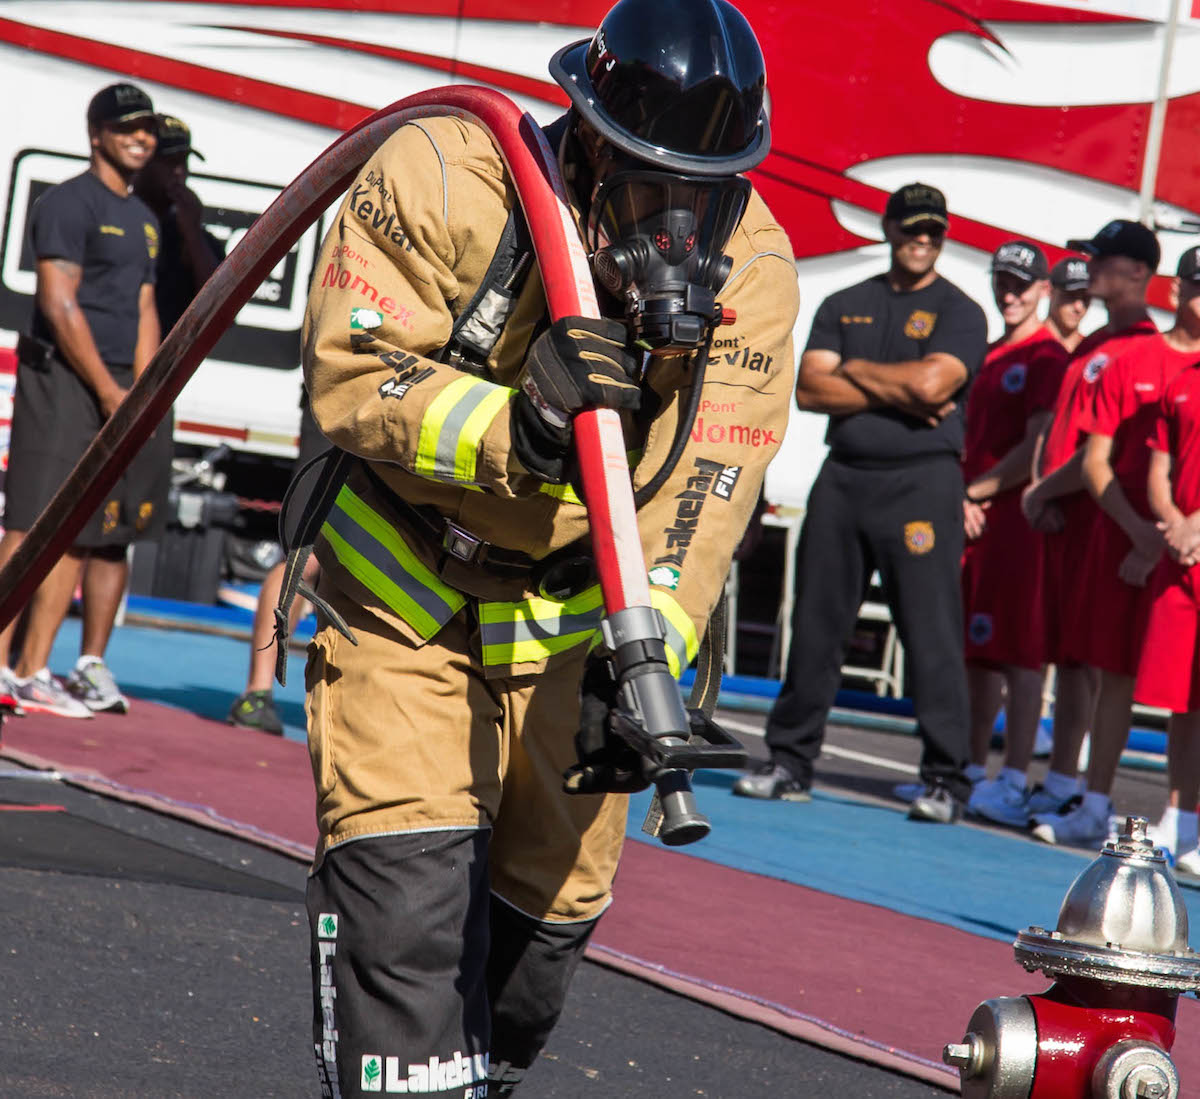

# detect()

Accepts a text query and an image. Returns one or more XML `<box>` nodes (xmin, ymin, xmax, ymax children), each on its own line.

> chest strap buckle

<box><xmin>443</xmin><ymin>519</ymin><xmax>487</xmax><ymax>565</ymax></box>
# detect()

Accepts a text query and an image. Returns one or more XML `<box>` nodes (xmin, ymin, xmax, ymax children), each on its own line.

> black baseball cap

<box><xmin>1066</xmin><ymin>219</ymin><xmax>1161</xmax><ymax>270</ymax></box>
<box><xmin>87</xmin><ymin>82</ymin><xmax>155</xmax><ymax>128</ymax></box>
<box><xmin>1050</xmin><ymin>257</ymin><xmax>1090</xmax><ymax>291</ymax></box>
<box><xmin>991</xmin><ymin>240</ymin><xmax>1048</xmax><ymax>282</ymax></box>
<box><xmin>884</xmin><ymin>182</ymin><xmax>949</xmax><ymax>230</ymax></box>
<box><xmin>1178</xmin><ymin>246</ymin><xmax>1200</xmax><ymax>281</ymax></box>
<box><xmin>155</xmin><ymin>114</ymin><xmax>205</xmax><ymax>160</ymax></box>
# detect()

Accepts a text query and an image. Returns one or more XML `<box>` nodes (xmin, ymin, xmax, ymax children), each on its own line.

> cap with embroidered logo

<box><xmin>87</xmin><ymin>83</ymin><xmax>155</xmax><ymax>128</ymax></box>
<box><xmin>154</xmin><ymin>115</ymin><xmax>205</xmax><ymax>161</ymax></box>
<box><xmin>1177</xmin><ymin>246</ymin><xmax>1200</xmax><ymax>282</ymax></box>
<box><xmin>884</xmin><ymin>182</ymin><xmax>949</xmax><ymax>230</ymax></box>
<box><xmin>1066</xmin><ymin>219</ymin><xmax>1160</xmax><ymax>271</ymax></box>
<box><xmin>991</xmin><ymin>240</ymin><xmax>1048</xmax><ymax>282</ymax></box>
<box><xmin>1050</xmin><ymin>257</ymin><xmax>1090</xmax><ymax>292</ymax></box>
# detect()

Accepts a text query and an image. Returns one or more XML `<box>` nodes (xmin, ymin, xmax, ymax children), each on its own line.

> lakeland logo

<box><xmin>351</xmin><ymin>308</ymin><xmax>383</xmax><ymax>330</ymax></box>
<box><xmin>360</xmin><ymin>1051</ymin><xmax>489</xmax><ymax>1094</ymax></box>
<box><xmin>318</xmin><ymin>913</ymin><xmax>338</xmax><ymax>938</ymax></box>
<box><xmin>648</xmin><ymin>565</ymin><xmax>680</xmax><ymax>590</ymax></box>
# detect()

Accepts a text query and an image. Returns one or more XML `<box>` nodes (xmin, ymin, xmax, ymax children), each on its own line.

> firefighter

<box><xmin>298</xmin><ymin>0</ymin><xmax>799</xmax><ymax>1094</ymax></box>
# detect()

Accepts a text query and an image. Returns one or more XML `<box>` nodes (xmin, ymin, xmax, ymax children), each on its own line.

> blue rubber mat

<box><xmin>627</xmin><ymin>773</ymin><xmax>1200</xmax><ymax>946</ymax></box>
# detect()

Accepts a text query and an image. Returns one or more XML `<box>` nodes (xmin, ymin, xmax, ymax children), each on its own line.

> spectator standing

<box><xmin>733</xmin><ymin>182</ymin><xmax>987</xmax><ymax>823</ymax></box>
<box><xmin>1136</xmin><ymin>253</ymin><xmax>1200</xmax><ymax>873</ymax></box>
<box><xmin>1031</xmin><ymin>224</ymin><xmax>1200</xmax><ymax>846</ymax></box>
<box><xmin>1021</xmin><ymin>221</ymin><xmax>1161</xmax><ymax>842</ymax></box>
<box><xmin>961</xmin><ymin>241</ymin><xmax>1069</xmax><ymax>827</ymax></box>
<box><xmin>0</xmin><ymin>83</ymin><xmax>161</xmax><ymax>717</ymax></box>
<box><xmin>1046</xmin><ymin>257</ymin><xmax>1092</xmax><ymax>352</ymax></box>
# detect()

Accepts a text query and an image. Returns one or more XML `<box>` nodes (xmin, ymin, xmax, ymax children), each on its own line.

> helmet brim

<box><xmin>549</xmin><ymin>40</ymin><xmax>770</xmax><ymax>177</ymax></box>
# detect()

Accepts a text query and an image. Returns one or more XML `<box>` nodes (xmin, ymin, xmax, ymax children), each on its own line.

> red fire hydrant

<box><xmin>943</xmin><ymin>816</ymin><xmax>1200</xmax><ymax>1098</ymax></box>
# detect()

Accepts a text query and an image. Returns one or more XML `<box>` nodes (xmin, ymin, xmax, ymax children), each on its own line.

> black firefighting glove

<box><xmin>512</xmin><ymin>316</ymin><xmax>641</xmax><ymax>484</ymax></box>
<box><xmin>562</xmin><ymin>656</ymin><xmax>652</xmax><ymax>796</ymax></box>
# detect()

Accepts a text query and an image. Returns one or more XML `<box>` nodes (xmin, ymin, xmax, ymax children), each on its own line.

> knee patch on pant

<box><xmin>307</xmin><ymin>830</ymin><xmax>492</xmax><ymax>1097</ymax></box>
<box><xmin>486</xmin><ymin>893</ymin><xmax>597</xmax><ymax>1093</ymax></box>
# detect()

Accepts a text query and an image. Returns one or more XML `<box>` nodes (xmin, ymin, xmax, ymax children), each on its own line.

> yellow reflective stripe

<box><xmin>478</xmin><ymin>584</ymin><xmax>606</xmax><ymax>665</ymax></box>
<box><xmin>415</xmin><ymin>375</ymin><xmax>514</xmax><ymax>485</ymax></box>
<box><xmin>649</xmin><ymin>590</ymin><xmax>698</xmax><ymax>679</ymax></box>
<box><xmin>454</xmin><ymin>385</ymin><xmax>513</xmax><ymax>483</ymax></box>
<box><xmin>321</xmin><ymin>524</ymin><xmax>446</xmax><ymax>639</ymax></box>
<box><xmin>537</xmin><ymin>481</ymin><xmax>584</xmax><ymax>506</ymax></box>
<box><xmin>324</xmin><ymin>485</ymin><xmax>465</xmax><ymax>639</ymax></box>
<box><xmin>416</xmin><ymin>376</ymin><xmax>475</xmax><ymax>478</ymax></box>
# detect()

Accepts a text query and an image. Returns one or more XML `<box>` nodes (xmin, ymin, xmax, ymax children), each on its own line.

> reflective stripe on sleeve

<box><xmin>649</xmin><ymin>589</ymin><xmax>699</xmax><ymax>679</ymax></box>
<box><xmin>414</xmin><ymin>375</ymin><xmax>515</xmax><ymax>485</ymax></box>
<box><xmin>322</xmin><ymin>485</ymin><xmax>465</xmax><ymax>639</ymax></box>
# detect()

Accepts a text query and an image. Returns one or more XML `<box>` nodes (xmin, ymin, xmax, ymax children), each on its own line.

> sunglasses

<box><xmin>105</xmin><ymin>117</ymin><xmax>157</xmax><ymax>136</ymax></box>
<box><xmin>899</xmin><ymin>220</ymin><xmax>947</xmax><ymax>240</ymax></box>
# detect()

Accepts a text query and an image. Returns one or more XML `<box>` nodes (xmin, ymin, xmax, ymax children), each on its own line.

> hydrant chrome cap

<box><xmin>1056</xmin><ymin>816</ymin><xmax>1185</xmax><ymax>954</ymax></box>
<box><xmin>1014</xmin><ymin>817</ymin><xmax>1200</xmax><ymax>991</ymax></box>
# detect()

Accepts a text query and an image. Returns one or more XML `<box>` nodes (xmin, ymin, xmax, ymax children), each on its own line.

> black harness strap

<box><xmin>273</xmin><ymin>445</ymin><xmax>358</xmax><ymax>686</ymax></box>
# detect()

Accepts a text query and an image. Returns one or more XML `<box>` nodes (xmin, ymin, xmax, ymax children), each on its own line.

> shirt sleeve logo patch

<box><xmin>144</xmin><ymin>223</ymin><xmax>159</xmax><ymax>260</ymax></box>
<box><xmin>904</xmin><ymin>310</ymin><xmax>937</xmax><ymax>339</ymax></box>
<box><xmin>903</xmin><ymin>520</ymin><xmax>935</xmax><ymax>555</ymax></box>
<box><xmin>1083</xmin><ymin>354</ymin><xmax>1109</xmax><ymax>383</ymax></box>
<box><xmin>1001</xmin><ymin>363</ymin><xmax>1027</xmax><ymax>393</ymax></box>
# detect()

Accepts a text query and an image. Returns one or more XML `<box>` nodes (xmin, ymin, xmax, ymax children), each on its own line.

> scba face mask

<box><xmin>586</xmin><ymin>168</ymin><xmax>750</xmax><ymax>352</ymax></box>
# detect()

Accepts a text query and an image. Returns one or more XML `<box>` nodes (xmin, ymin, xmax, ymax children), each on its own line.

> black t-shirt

<box><xmin>29</xmin><ymin>171</ymin><xmax>159</xmax><ymax>366</ymax></box>
<box><xmin>155</xmin><ymin>211</ymin><xmax>225</xmax><ymax>334</ymax></box>
<box><xmin>808</xmin><ymin>273</ymin><xmax>987</xmax><ymax>462</ymax></box>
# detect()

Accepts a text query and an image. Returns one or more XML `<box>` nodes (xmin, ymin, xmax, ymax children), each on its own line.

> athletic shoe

<box><xmin>731</xmin><ymin>762</ymin><xmax>811</xmax><ymax>802</ymax></box>
<box><xmin>907</xmin><ymin>782</ymin><xmax>964</xmax><ymax>823</ymax></box>
<box><xmin>1174</xmin><ymin>848</ymin><xmax>1200</xmax><ymax>877</ymax></box>
<box><xmin>967</xmin><ymin>776</ymin><xmax>1030</xmax><ymax>828</ymax></box>
<box><xmin>1025</xmin><ymin>781</ymin><xmax>1082</xmax><ymax>819</ymax></box>
<box><xmin>1030</xmin><ymin>794</ymin><xmax>1112</xmax><ymax>848</ymax></box>
<box><xmin>65</xmin><ymin>657</ymin><xmax>129</xmax><ymax>714</ymax></box>
<box><xmin>13</xmin><ymin>669</ymin><xmax>93</xmax><ymax>719</ymax></box>
<box><xmin>227</xmin><ymin>689</ymin><xmax>284</xmax><ymax>736</ymax></box>
<box><xmin>0</xmin><ymin>666</ymin><xmax>25</xmax><ymax>716</ymax></box>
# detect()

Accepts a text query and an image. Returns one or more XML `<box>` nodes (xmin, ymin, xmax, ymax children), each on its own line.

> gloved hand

<box><xmin>512</xmin><ymin>316</ymin><xmax>641</xmax><ymax>484</ymax></box>
<box><xmin>562</xmin><ymin>656</ymin><xmax>651</xmax><ymax>796</ymax></box>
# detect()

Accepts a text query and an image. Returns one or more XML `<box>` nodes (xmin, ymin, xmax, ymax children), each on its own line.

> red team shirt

<box><xmin>961</xmin><ymin>326</ymin><xmax>1067</xmax><ymax>669</ymax></box>
<box><xmin>1040</xmin><ymin>319</ymin><xmax>1159</xmax><ymax>666</ymax></box>
<box><xmin>1074</xmin><ymin>334</ymin><xmax>1194</xmax><ymax>675</ymax></box>
<box><xmin>1137</xmin><ymin>361</ymin><xmax>1200</xmax><ymax>710</ymax></box>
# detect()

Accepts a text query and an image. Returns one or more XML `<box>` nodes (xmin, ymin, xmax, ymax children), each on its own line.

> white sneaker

<box><xmin>1031</xmin><ymin>794</ymin><xmax>1112</xmax><ymax>848</ymax></box>
<box><xmin>13</xmin><ymin>669</ymin><xmax>93</xmax><ymax>719</ymax></box>
<box><xmin>968</xmin><ymin>776</ymin><xmax>1031</xmax><ymax>828</ymax></box>
<box><xmin>1174</xmin><ymin>848</ymin><xmax>1200</xmax><ymax>877</ymax></box>
<box><xmin>1032</xmin><ymin>722</ymin><xmax>1053</xmax><ymax>759</ymax></box>
<box><xmin>65</xmin><ymin>658</ymin><xmax>129</xmax><ymax>714</ymax></box>
<box><xmin>0</xmin><ymin>666</ymin><xmax>25</xmax><ymax>716</ymax></box>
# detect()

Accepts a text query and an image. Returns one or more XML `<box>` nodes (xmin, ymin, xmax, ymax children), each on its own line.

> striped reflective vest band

<box><xmin>321</xmin><ymin>484</ymin><xmax>466</xmax><ymax>639</ymax></box>
<box><xmin>322</xmin><ymin>485</ymin><xmax>698</xmax><ymax>672</ymax></box>
<box><xmin>478</xmin><ymin>584</ymin><xmax>697</xmax><ymax>675</ymax></box>
<box><xmin>414</xmin><ymin>375</ymin><xmax>515</xmax><ymax>487</ymax></box>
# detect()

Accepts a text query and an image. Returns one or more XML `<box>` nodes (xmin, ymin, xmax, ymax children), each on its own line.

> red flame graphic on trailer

<box><xmin>0</xmin><ymin>0</ymin><xmax>1194</xmax><ymax>307</ymax></box>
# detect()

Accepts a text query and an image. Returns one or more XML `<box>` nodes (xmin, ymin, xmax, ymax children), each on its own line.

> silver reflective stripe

<box><xmin>429</xmin><ymin>379</ymin><xmax>508</xmax><ymax>482</ymax></box>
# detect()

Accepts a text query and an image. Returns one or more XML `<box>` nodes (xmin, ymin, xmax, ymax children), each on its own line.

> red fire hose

<box><xmin>0</xmin><ymin>86</ymin><xmax>712</xmax><ymax>843</ymax></box>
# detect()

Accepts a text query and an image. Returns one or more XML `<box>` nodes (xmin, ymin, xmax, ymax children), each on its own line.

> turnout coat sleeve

<box><xmin>631</xmin><ymin>191</ymin><xmax>798</xmax><ymax>659</ymax></box>
<box><xmin>302</xmin><ymin>117</ymin><xmax>537</xmax><ymax>499</ymax></box>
